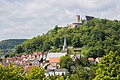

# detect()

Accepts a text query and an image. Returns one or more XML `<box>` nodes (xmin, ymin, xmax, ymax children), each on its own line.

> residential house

<box><xmin>46</xmin><ymin>58</ymin><xmax>60</xmax><ymax>69</ymax></box>
<box><xmin>32</xmin><ymin>52</ymin><xmax>46</xmax><ymax>60</ymax></box>
<box><xmin>23</xmin><ymin>57</ymin><xmax>28</xmax><ymax>62</ymax></box>
<box><xmin>6</xmin><ymin>57</ymin><xmax>17</xmax><ymax>63</ymax></box>
<box><xmin>16</xmin><ymin>57</ymin><xmax>23</xmax><ymax>65</ymax></box>
<box><xmin>45</xmin><ymin>69</ymin><xmax>55</xmax><ymax>76</ymax></box>
<box><xmin>54</xmin><ymin>69</ymin><xmax>68</xmax><ymax>76</ymax></box>
<box><xmin>45</xmin><ymin>69</ymin><xmax>68</xmax><ymax>76</ymax></box>
<box><xmin>70</xmin><ymin>54</ymin><xmax>82</xmax><ymax>61</ymax></box>
<box><xmin>46</xmin><ymin>52</ymin><xmax>67</xmax><ymax>61</ymax></box>
<box><xmin>32</xmin><ymin>58</ymin><xmax>39</xmax><ymax>66</ymax></box>
<box><xmin>33</xmin><ymin>52</ymin><xmax>43</xmax><ymax>58</ymax></box>
<box><xmin>95</xmin><ymin>57</ymin><xmax>102</xmax><ymax>63</ymax></box>
<box><xmin>31</xmin><ymin>58</ymin><xmax>44</xmax><ymax>67</ymax></box>
<box><xmin>88</xmin><ymin>57</ymin><xmax>96</xmax><ymax>65</ymax></box>
<box><xmin>88</xmin><ymin>57</ymin><xmax>102</xmax><ymax>65</ymax></box>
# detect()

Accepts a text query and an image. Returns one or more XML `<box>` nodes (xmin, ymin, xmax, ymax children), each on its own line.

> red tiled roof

<box><xmin>17</xmin><ymin>57</ymin><xmax>23</xmax><ymax>61</ymax></box>
<box><xmin>26</xmin><ymin>55</ymin><xmax>29</xmax><ymax>57</ymax></box>
<box><xmin>34</xmin><ymin>52</ymin><xmax>43</xmax><ymax>55</ymax></box>
<box><xmin>37</xmin><ymin>52</ymin><xmax>42</xmax><ymax>55</ymax></box>
<box><xmin>50</xmin><ymin>58</ymin><xmax>60</xmax><ymax>63</ymax></box>
<box><xmin>88</xmin><ymin>58</ymin><xmax>94</xmax><ymax>61</ymax></box>
<box><xmin>6</xmin><ymin>58</ymin><xmax>12</xmax><ymax>60</ymax></box>
<box><xmin>7</xmin><ymin>57</ymin><xmax>18</xmax><ymax>61</ymax></box>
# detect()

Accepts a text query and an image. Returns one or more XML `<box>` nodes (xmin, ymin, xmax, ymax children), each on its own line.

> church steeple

<box><xmin>62</xmin><ymin>36</ymin><xmax>68</xmax><ymax>53</ymax></box>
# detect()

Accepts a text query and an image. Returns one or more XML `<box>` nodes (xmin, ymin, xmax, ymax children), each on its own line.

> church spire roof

<box><xmin>63</xmin><ymin>36</ymin><xmax>67</xmax><ymax>47</ymax></box>
<box><xmin>62</xmin><ymin>36</ymin><xmax>68</xmax><ymax>53</ymax></box>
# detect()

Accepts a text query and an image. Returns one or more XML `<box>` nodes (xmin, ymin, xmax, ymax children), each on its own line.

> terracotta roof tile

<box><xmin>17</xmin><ymin>57</ymin><xmax>23</xmax><ymax>61</ymax></box>
<box><xmin>34</xmin><ymin>52</ymin><xmax>43</xmax><ymax>55</ymax></box>
<box><xmin>88</xmin><ymin>58</ymin><xmax>94</xmax><ymax>61</ymax></box>
<box><xmin>50</xmin><ymin>58</ymin><xmax>60</xmax><ymax>63</ymax></box>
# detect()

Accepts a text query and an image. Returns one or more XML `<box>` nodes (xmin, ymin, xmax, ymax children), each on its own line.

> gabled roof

<box><xmin>50</xmin><ymin>58</ymin><xmax>60</xmax><ymax>63</ymax></box>
<box><xmin>34</xmin><ymin>52</ymin><xmax>43</xmax><ymax>55</ymax></box>
<box><xmin>7</xmin><ymin>57</ymin><xmax>17</xmax><ymax>62</ymax></box>
<box><xmin>17</xmin><ymin>57</ymin><xmax>23</xmax><ymax>61</ymax></box>
<box><xmin>88</xmin><ymin>57</ymin><xmax>95</xmax><ymax>61</ymax></box>
<box><xmin>46</xmin><ymin>52</ymin><xmax>67</xmax><ymax>60</ymax></box>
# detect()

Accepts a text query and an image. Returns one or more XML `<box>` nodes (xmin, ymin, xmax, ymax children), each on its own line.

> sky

<box><xmin>0</xmin><ymin>0</ymin><xmax>120</xmax><ymax>41</ymax></box>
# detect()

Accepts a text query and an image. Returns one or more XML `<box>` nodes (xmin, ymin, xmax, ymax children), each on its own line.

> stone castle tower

<box><xmin>76</xmin><ymin>15</ymin><xmax>80</xmax><ymax>23</ymax></box>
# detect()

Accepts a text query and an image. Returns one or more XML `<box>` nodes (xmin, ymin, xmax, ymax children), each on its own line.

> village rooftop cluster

<box><xmin>0</xmin><ymin>34</ymin><xmax>102</xmax><ymax>76</ymax></box>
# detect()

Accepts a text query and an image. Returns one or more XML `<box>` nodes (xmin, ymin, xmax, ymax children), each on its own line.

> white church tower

<box><xmin>62</xmin><ymin>36</ymin><xmax>68</xmax><ymax>53</ymax></box>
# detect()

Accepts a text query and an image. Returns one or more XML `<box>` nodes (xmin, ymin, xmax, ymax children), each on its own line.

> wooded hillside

<box><xmin>16</xmin><ymin>18</ymin><xmax>120</xmax><ymax>58</ymax></box>
<box><xmin>0</xmin><ymin>39</ymin><xmax>27</xmax><ymax>52</ymax></box>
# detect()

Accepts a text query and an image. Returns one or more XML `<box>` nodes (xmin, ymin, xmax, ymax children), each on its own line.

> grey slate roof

<box><xmin>46</xmin><ymin>52</ymin><xmax>67</xmax><ymax>60</ymax></box>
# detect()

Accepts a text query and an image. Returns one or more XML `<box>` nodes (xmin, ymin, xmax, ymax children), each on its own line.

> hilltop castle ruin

<box><xmin>68</xmin><ymin>15</ymin><xmax>94</xmax><ymax>28</ymax></box>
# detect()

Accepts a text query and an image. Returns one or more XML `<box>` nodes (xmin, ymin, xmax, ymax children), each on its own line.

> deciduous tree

<box><xmin>94</xmin><ymin>51</ymin><xmax>120</xmax><ymax>80</ymax></box>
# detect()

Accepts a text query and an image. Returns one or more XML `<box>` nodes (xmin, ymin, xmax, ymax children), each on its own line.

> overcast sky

<box><xmin>0</xmin><ymin>0</ymin><xmax>120</xmax><ymax>41</ymax></box>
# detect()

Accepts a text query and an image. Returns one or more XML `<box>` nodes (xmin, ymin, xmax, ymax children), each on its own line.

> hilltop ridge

<box><xmin>15</xmin><ymin>18</ymin><xmax>120</xmax><ymax>58</ymax></box>
<box><xmin>0</xmin><ymin>39</ymin><xmax>27</xmax><ymax>53</ymax></box>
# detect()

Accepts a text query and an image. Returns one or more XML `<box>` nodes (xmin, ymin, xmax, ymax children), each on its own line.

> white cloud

<box><xmin>0</xmin><ymin>0</ymin><xmax>120</xmax><ymax>41</ymax></box>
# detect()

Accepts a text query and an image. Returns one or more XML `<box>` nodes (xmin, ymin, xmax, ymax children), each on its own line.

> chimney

<box><xmin>76</xmin><ymin>15</ymin><xmax>80</xmax><ymax>23</ymax></box>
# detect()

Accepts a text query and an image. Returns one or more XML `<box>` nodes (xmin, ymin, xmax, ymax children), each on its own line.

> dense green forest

<box><xmin>0</xmin><ymin>39</ymin><xmax>27</xmax><ymax>52</ymax></box>
<box><xmin>16</xmin><ymin>18</ymin><xmax>120</xmax><ymax>58</ymax></box>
